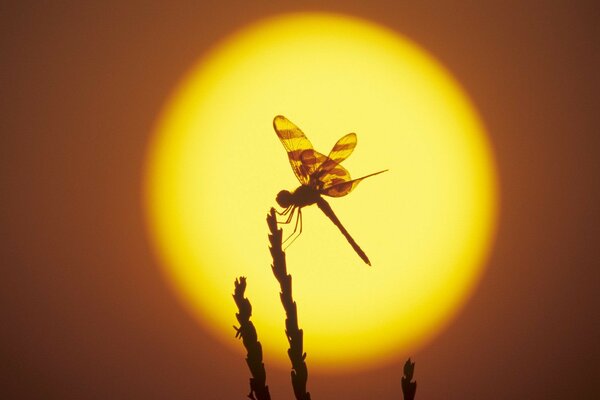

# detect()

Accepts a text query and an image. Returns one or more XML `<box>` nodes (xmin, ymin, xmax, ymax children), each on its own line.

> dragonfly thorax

<box><xmin>277</xmin><ymin>185</ymin><xmax>320</xmax><ymax>209</ymax></box>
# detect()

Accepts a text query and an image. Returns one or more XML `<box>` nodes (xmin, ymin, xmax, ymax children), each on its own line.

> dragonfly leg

<box><xmin>282</xmin><ymin>208</ymin><xmax>298</xmax><ymax>244</ymax></box>
<box><xmin>274</xmin><ymin>205</ymin><xmax>293</xmax><ymax>217</ymax></box>
<box><xmin>279</xmin><ymin>208</ymin><xmax>298</xmax><ymax>244</ymax></box>
<box><xmin>275</xmin><ymin>205</ymin><xmax>295</xmax><ymax>224</ymax></box>
<box><xmin>284</xmin><ymin>207</ymin><xmax>296</xmax><ymax>224</ymax></box>
<box><xmin>283</xmin><ymin>208</ymin><xmax>303</xmax><ymax>249</ymax></box>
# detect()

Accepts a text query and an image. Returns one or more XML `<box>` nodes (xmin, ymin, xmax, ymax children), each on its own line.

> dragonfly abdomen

<box><xmin>316</xmin><ymin>197</ymin><xmax>371</xmax><ymax>266</ymax></box>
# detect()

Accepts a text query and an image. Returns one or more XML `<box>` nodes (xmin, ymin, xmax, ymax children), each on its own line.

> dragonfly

<box><xmin>273</xmin><ymin>115</ymin><xmax>387</xmax><ymax>266</ymax></box>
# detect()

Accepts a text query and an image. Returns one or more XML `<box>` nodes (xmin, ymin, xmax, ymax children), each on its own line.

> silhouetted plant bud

<box><xmin>401</xmin><ymin>358</ymin><xmax>417</xmax><ymax>400</ymax></box>
<box><xmin>403</xmin><ymin>358</ymin><xmax>415</xmax><ymax>381</ymax></box>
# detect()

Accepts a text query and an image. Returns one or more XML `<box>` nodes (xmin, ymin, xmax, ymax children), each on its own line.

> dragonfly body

<box><xmin>276</xmin><ymin>185</ymin><xmax>320</xmax><ymax>209</ymax></box>
<box><xmin>273</xmin><ymin>115</ymin><xmax>386</xmax><ymax>266</ymax></box>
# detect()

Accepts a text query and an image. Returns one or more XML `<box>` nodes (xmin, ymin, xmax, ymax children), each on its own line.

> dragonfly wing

<box><xmin>318</xmin><ymin>164</ymin><xmax>352</xmax><ymax>195</ymax></box>
<box><xmin>313</xmin><ymin>132</ymin><xmax>357</xmax><ymax>183</ymax></box>
<box><xmin>273</xmin><ymin>115</ymin><xmax>314</xmax><ymax>185</ymax></box>
<box><xmin>322</xmin><ymin>133</ymin><xmax>357</xmax><ymax>171</ymax></box>
<box><xmin>300</xmin><ymin>149</ymin><xmax>328</xmax><ymax>179</ymax></box>
<box><xmin>322</xmin><ymin>169</ymin><xmax>388</xmax><ymax>197</ymax></box>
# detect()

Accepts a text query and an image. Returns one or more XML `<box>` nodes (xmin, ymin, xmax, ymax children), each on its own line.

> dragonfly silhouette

<box><xmin>273</xmin><ymin>115</ymin><xmax>387</xmax><ymax>266</ymax></box>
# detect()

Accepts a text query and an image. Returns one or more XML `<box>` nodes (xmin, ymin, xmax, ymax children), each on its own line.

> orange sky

<box><xmin>1</xmin><ymin>1</ymin><xmax>598</xmax><ymax>399</ymax></box>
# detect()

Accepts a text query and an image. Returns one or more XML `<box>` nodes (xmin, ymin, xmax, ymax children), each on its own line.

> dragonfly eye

<box><xmin>276</xmin><ymin>190</ymin><xmax>292</xmax><ymax>208</ymax></box>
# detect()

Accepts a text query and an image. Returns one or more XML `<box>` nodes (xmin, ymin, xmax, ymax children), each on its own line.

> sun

<box><xmin>144</xmin><ymin>13</ymin><xmax>498</xmax><ymax>373</ymax></box>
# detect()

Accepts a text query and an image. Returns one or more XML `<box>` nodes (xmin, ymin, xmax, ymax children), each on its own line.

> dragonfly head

<box><xmin>276</xmin><ymin>190</ymin><xmax>293</xmax><ymax>208</ymax></box>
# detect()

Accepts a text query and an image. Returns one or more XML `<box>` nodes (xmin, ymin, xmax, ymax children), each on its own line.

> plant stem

<box><xmin>401</xmin><ymin>358</ymin><xmax>417</xmax><ymax>400</ymax></box>
<box><xmin>233</xmin><ymin>277</ymin><xmax>271</xmax><ymax>400</ymax></box>
<box><xmin>267</xmin><ymin>208</ymin><xmax>311</xmax><ymax>400</ymax></box>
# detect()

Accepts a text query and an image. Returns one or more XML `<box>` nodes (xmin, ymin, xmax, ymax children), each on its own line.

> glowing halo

<box><xmin>144</xmin><ymin>13</ymin><xmax>498</xmax><ymax>373</ymax></box>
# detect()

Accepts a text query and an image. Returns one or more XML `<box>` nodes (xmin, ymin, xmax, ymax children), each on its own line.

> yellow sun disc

<box><xmin>144</xmin><ymin>13</ymin><xmax>498</xmax><ymax>373</ymax></box>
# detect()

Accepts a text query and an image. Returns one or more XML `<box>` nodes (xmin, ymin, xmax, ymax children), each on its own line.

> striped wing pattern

<box><xmin>300</xmin><ymin>149</ymin><xmax>328</xmax><ymax>180</ymax></box>
<box><xmin>322</xmin><ymin>169</ymin><xmax>388</xmax><ymax>197</ymax></box>
<box><xmin>302</xmin><ymin>133</ymin><xmax>357</xmax><ymax>179</ymax></box>
<box><xmin>322</xmin><ymin>179</ymin><xmax>357</xmax><ymax>197</ymax></box>
<box><xmin>273</xmin><ymin>115</ymin><xmax>314</xmax><ymax>185</ymax></box>
<box><xmin>274</xmin><ymin>115</ymin><xmax>385</xmax><ymax>197</ymax></box>
<box><xmin>321</xmin><ymin>133</ymin><xmax>357</xmax><ymax>172</ymax></box>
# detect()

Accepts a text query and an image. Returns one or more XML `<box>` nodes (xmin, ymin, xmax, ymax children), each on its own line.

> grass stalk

<box><xmin>267</xmin><ymin>208</ymin><xmax>311</xmax><ymax>400</ymax></box>
<box><xmin>233</xmin><ymin>277</ymin><xmax>271</xmax><ymax>400</ymax></box>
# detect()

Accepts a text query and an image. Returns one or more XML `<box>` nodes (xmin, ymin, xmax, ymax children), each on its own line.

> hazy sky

<box><xmin>1</xmin><ymin>1</ymin><xmax>598</xmax><ymax>399</ymax></box>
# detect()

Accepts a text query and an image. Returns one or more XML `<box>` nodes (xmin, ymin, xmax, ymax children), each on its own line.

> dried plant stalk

<box><xmin>233</xmin><ymin>209</ymin><xmax>417</xmax><ymax>399</ymax></box>
<box><xmin>267</xmin><ymin>208</ymin><xmax>311</xmax><ymax>400</ymax></box>
<box><xmin>401</xmin><ymin>358</ymin><xmax>417</xmax><ymax>400</ymax></box>
<box><xmin>233</xmin><ymin>277</ymin><xmax>271</xmax><ymax>400</ymax></box>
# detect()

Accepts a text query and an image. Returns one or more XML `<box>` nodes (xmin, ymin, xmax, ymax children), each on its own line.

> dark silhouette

<box><xmin>233</xmin><ymin>209</ymin><xmax>417</xmax><ymax>399</ymax></box>
<box><xmin>233</xmin><ymin>277</ymin><xmax>271</xmax><ymax>400</ymax></box>
<box><xmin>267</xmin><ymin>208</ymin><xmax>311</xmax><ymax>400</ymax></box>
<box><xmin>235</xmin><ymin>115</ymin><xmax>408</xmax><ymax>398</ymax></box>
<box><xmin>401</xmin><ymin>358</ymin><xmax>417</xmax><ymax>400</ymax></box>
<box><xmin>273</xmin><ymin>115</ymin><xmax>387</xmax><ymax>266</ymax></box>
